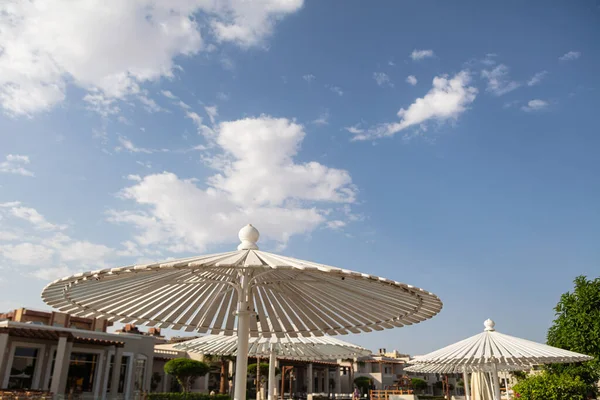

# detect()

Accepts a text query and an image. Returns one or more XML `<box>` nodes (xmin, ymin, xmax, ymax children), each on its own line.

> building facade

<box><xmin>1</xmin><ymin>308</ymin><xmax>476</xmax><ymax>399</ymax></box>
<box><xmin>0</xmin><ymin>308</ymin><xmax>156</xmax><ymax>399</ymax></box>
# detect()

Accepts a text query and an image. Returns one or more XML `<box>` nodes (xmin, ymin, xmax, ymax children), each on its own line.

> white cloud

<box><xmin>521</xmin><ymin>99</ymin><xmax>548</xmax><ymax>112</ymax></box>
<box><xmin>481</xmin><ymin>54</ymin><xmax>497</xmax><ymax>66</ymax></box>
<box><xmin>0</xmin><ymin>0</ymin><xmax>303</xmax><ymax>115</ymax></box>
<box><xmin>559</xmin><ymin>51</ymin><xmax>581</xmax><ymax>61</ymax></box>
<box><xmin>352</xmin><ymin>71</ymin><xmax>477</xmax><ymax>141</ymax></box>
<box><xmin>126</xmin><ymin>174</ymin><xmax>142</xmax><ymax>182</ymax></box>
<box><xmin>29</xmin><ymin>266</ymin><xmax>74</xmax><ymax>281</ymax></box>
<box><xmin>0</xmin><ymin>202</ymin><xmax>22</xmax><ymax>208</ymax></box>
<box><xmin>326</xmin><ymin>85</ymin><xmax>344</xmax><ymax>96</ymax></box>
<box><xmin>0</xmin><ymin>154</ymin><xmax>34</xmax><ymax>177</ymax></box>
<box><xmin>406</xmin><ymin>75</ymin><xmax>418</xmax><ymax>86</ymax></box>
<box><xmin>344</xmin><ymin>125</ymin><xmax>364</xmax><ymax>135</ymax></box>
<box><xmin>303</xmin><ymin>74</ymin><xmax>316</xmax><ymax>82</ymax></box>
<box><xmin>10</xmin><ymin>206</ymin><xmax>66</xmax><ymax>230</ymax></box>
<box><xmin>373</xmin><ymin>72</ymin><xmax>393</xmax><ymax>87</ymax></box>
<box><xmin>0</xmin><ymin>202</ymin><xmax>122</xmax><ymax>279</ymax></box>
<box><xmin>205</xmin><ymin>105</ymin><xmax>219</xmax><ymax>125</ymax></box>
<box><xmin>83</xmin><ymin>92</ymin><xmax>121</xmax><ymax>117</ymax></box>
<box><xmin>481</xmin><ymin>64</ymin><xmax>520</xmax><ymax>96</ymax></box>
<box><xmin>136</xmin><ymin>161</ymin><xmax>153</xmax><ymax>169</ymax></box>
<box><xmin>326</xmin><ymin>220</ymin><xmax>346</xmax><ymax>230</ymax></box>
<box><xmin>527</xmin><ymin>71</ymin><xmax>548</xmax><ymax>86</ymax></box>
<box><xmin>0</xmin><ymin>231</ymin><xmax>19</xmax><ymax>241</ymax></box>
<box><xmin>186</xmin><ymin>111</ymin><xmax>215</xmax><ymax>138</ymax></box>
<box><xmin>312</xmin><ymin>110</ymin><xmax>329</xmax><ymax>126</ymax></box>
<box><xmin>0</xmin><ymin>243</ymin><xmax>55</xmax><ymax>266</ymax></box>
<box><xmin>410</xmin><ymin>49</ymin><xmax>434</xmax><ymax>60</ymax></box>
<box><xmin>138</xmin><ymin>94</ymin><xmax>166</xmax><ymax>113</ymax></box>
<box><xmin>109</xmin><ymin>115</ymin><xmax>357</xmax><ymax>251</ymax></box>
<box><xmin>115</xmin><ymin>137</ymin><xmax>154</xmax><ymax>154</ymax></box>
<box><xmin>177</xmin><ymin>101</ymin><xmax>191</xmax><ymax>110</ymax></box>
<box><xmin>209</xmin><ymin>0</ymin><xmax>304</xmax><ymax>48</ymax></box>
<box><xmin>58</xmin><ymin>240</ymin><xmax>113</xmax><ymax>263</ymax></box>
<box><xmin>216</xmin><ymin>92</ymin><xmax>230</xmax><ymax>101</ymax></box>
<box><xmin>161</xmin><ymin>90</ymin><xmax>178</xmax><ymax>100</ymax></box>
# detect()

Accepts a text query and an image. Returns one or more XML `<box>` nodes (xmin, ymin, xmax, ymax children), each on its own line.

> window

<box><xmin>66</xmin><ymin>353</ymin><xmax>98</xmax><ymax>393</ymax></box>
<box><xmin>8</xmin><ymin>347</ymin><xmax>39</xmax><ymax>389</ymax></box>
<box><xmin>134</xmin><ymin>358</ymin><xmax>147</xmax><ymax>392</ymax></box>
<box><xmin>107</xmin><ymin>355</ymin><xmax>130</xmax><ymax>393</ymax></box>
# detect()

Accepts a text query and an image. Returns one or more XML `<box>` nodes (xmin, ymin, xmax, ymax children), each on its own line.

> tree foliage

<box><xmin>204</xmin><ymin>355</ymin><xmax>235</xmax><ymax>394</ymax></box>
<box><xmin>353</xmin><ymin>376</ymin><xmax>371</xmax><ymax>393</ymax></box>
<box><xmin>164</xmin><ymin>358</ymin><xmax>211</xmax><ymax>392</ymax></box>
<box><xmin>546</xmin><ymin>275</ymin><xmax>600</xmax><ymax>388</ymax></box>
<box><xmin>411</xmin><ymin>378</ymin><xmax>427</xmax><ymax>393</ymax></box>
<box><xmin>247</xmin><ymin>363</ymin><xmax>280</xmax><ymax>377</ymax></box>
<box><xmin>512</xmin><ymin>372</ymin><xmax>589</xmax><ymax>400</ymax></box>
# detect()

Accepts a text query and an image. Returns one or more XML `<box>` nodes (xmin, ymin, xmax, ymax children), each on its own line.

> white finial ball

<box><xmin>484</xmin><ymin>319</ymin><xmax>496</xmax><ymax>331</ymax></box>
<box><xmin>238</xmin><ymin>224</ymin><xmax>259</xmax><ymax>250</ymax></box>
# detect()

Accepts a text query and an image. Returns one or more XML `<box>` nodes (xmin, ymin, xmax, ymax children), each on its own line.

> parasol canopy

<box><xmin>172</xmin><ymin>333</ymin><xmax>372</xmax><ymax>360</ymax></box>
<box><xmin>40</xmin><ymin>224</ymin><xmax>442</xmax><ymax>400</ymax></box>
<box><xmin>41</xmin><ymin>224</ymin><xmax>441</xmax><ymax>337</ymax></box>
<box><xmin>406</xmin><ymin>319</ymin><xmax>592</xmax><ymax>372</ymax></box>
<box><xmin>405</xmin><ymin>319</ymin><xmax>593</xmax><ymax>400</ymax></box>
<box><xmin>173</xmin><ymin>333</ymin><xmax>371</xmax><ymax>400</ymax></box>
<box><xmin>471</xmin><ymin>372</ymin><xmax>494</xmax><ymax>400</ymax></box>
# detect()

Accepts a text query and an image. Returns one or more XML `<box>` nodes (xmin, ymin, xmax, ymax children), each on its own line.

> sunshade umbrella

<box><xmin>405</xmin><ymin>319</ymin><xmax>593</xmax><ymax>400</ymax></box>
<box><xmin>41</xmin><ymin>224</ymin><xmax>442</xmax><ymax>400</ymax></box>
<box><xmin>471</xmin><ymin>372</ymin><xmax>493</xmax><ymax>400</ymax></box>
<box><xmin>173</xmin><ymin>333</ymin><xmax>372</xmax><ymax>400</ymax></box>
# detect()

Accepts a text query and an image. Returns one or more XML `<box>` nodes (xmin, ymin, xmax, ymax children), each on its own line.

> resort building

<box><xmin>1</xmin><ymin>308</ymin><xmax>466</xmax><ymax>398</ymax></box>
<box><xmin>0</xmin><ymin>308</ymin><xmax>157</xmax><ymax>399</ymax></box>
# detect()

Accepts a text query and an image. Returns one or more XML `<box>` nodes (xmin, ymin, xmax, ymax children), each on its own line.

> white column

<box><xmin>307</xmin><ymin>363</ymin><xmax>313</xmax><ymax>394</ymax></box>
<box><xmin>50</xmin><ymin>335</ymin><xmax>71</xmax><ymax>396</ymax></box>
<box><xmin>268</xmin><ymin>345</ymin><xmax>277</xmax><ymax>400</ymax></box>
<box><xmin>463</xmin><ymin>372</ymin><xmax>470</xmax><ymax>400</ymax></box>
<box><xmin>335</xmin><ymin>367</ymin><xmax>341</xmax><ymax>394</ymax></box>
<box><xmin>205</xmin><ymin>373</ymin><xmax>210</xmax><ymax>392</ymax></box>
<box><xmin>234</xmin><ymin>271</ymin><xmax>251</xmax><ymax>400</ymax></box>
<box><xmin>492</xmin><ymin>364</ymin><xmax>501</xmax><ymax>400</ymax></box>
<box><xmin>110</xmin><ymin>346</ymin><xmax>124</xmax><ymax>397</ymax></box>
<box><xmin>0</xmin><ymin>333</ymin><xmax>9</xmax><ymax>380</ymax></box>
<box><xmin>102</xmin><ymin>346</ymin><xmax>115</xmax><ymax>400</ymax></box>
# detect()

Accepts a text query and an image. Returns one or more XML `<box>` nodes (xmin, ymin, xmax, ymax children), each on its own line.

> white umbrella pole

<box><xmin>268</xmin><ymin>344</ymin><xmax>277</xmax><ymax>400</ymax></box>
<box><xmin>234</xmin><ymin>273</ymin><xmax>251</xmax><ymax>400</ymax></box>
<box><xmin>463</xmin><ymin>371</ymin><xmax>471</xmax><ymax>400</ymax></box>
<box><xmin>492</xmin><ymin>363</ymin><xmax>501</xmax><ymax>400</ymax></box>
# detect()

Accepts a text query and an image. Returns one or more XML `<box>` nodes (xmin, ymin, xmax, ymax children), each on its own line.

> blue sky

<box><xmin>1</xmin><ymin>0</ymin><xmax>599</xmax><ymax>354</ymax></box>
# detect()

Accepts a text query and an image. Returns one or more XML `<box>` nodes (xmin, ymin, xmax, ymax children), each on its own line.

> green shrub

<box><xmin>164</xmin><ymin>358</ymin><xmax>211</xmax><ymax>392</ymax></box>
<box><xmin>148</xmin><ymin>393</ymin><xmax>231</xmax><ymax>400</ymax></box>
<box><xmin>411</xmin><ymin>378</ymin><xmax>427</xmax><ymax>393</ymax></box>
<box><xmin>512</xmin><ymin>372</ymin><xmax>589</xmax><ymax>400</ymax></box>
<box><xmin>353</xmin><ymin>376</ymin><xmax>371</xmax><ymax>394</ymax></box>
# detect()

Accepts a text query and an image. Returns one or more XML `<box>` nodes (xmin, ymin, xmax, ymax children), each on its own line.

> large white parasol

<box><xmin>470</xmin><ymin>372</ymin><xmax>493</xmax><ymax>400</ymax></box>
<box><xmin>41</xmin><ymin>224</ymin><xmax>442</xmax><ymax>400</ymax></box>
<box><xmin>173</xmin><ymin>333</ymin><xmax>371</xmax><ymax>400</ymax></box>
<box><xmin>405</xmin><ymin>319</ymin><xmax>593</xmax><ymax>400</ymax></box>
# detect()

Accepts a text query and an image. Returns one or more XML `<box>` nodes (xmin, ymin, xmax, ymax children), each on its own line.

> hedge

<box><xmin>148</xmin><ymin>394</ymin><xmax>231</xmax><ymax>400</ymax></box>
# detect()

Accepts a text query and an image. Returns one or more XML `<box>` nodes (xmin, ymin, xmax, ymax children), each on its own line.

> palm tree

<box><xmin>204</xmin><ymin>354</ymin><xmax>236</xmax><ymax>394</ymax></box>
